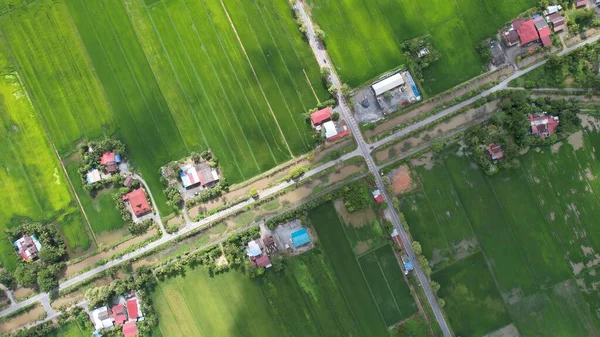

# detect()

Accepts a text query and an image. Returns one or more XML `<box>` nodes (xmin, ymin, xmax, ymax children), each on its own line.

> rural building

<box><xmin>322</xmin><ymin>120</ymin><xmax>350</xmax><ymax>141</ymax></box>
<box><xmin>127</xmin><ymin>297</ymin><xmax>143</xmax><ymax>321</ymax></box>
<box><xmin>86</xmin><ymin>169</ymin><xmax>102</xmax><ymax>184</ymax></box>
<box><xmin>576</xmin><ymin>0</ymin><xmax>587</xmax><ymax>8</ymax></box>
<box><xmin>529</xmin><ymin>113</ymin><xmax>559</xmax><ymax>138</ymax></box>
<box><xmin>503</xmin><ymin>29</ymin><xmax>520</xmax><ymax>46</ymax></box>
<box><xmin>544</xmin><ymin>5</ymin><xmax>562</xmax><ymax>15</ymax></box>
<box><xmin>310</xmin><ymin>107</ymin><xmax>331</xmax><ymax>128</ymax></box>
<box><xmin>401</xmin><ymin>254</ymin><xmax>413</xmax><ymax>275</ymax></box>
<box><xmin>122</xmin><ymin>321</ymin><xmax>138</xmax><ymax>337</ymax></box>
<box><xmin>246</xmin><ymin>239</ymin><xmax>272</xmax><ymax>268</ymax></box>
<box><xmin>100</xmin><ymin>152</ymin><xmax>121</xmax><ymax>173</ymax></box>
<box><xmin>123</xmin><ymin>175</ymin><xmax>134</xmax><ymax>187</ymax></box>
<box><xmin>91</xmin><ymin>307</ymin><xmax>114</xmax><ymax>330</ymax></box>
<box><xmin>516</xmin><ymin>20</ymin><xmax>539</xmax><ymax>45</ymax></box>
<box><xmin>371</xmin><ymin>73</ymin><xmax>404</xmax><ymax>97</ymax></box>
<box><xmin>488</xmin><ymin>143</ymin><xmax>504</xmax><ymax>161</ymax></box>
<box><xmin>372</xmin><ymin>189</ymin><xmax>384</xmax><ymax>203</ymax></box>
<box><xmin>291</xmin><ymin>228</ymin><xmax>311</xmax><ymax>249</ymax></box>
<box><xmin>180</xmin><ymin>163</ymin><xmax>219</xmax><ymax>189</ymax></box>
<box><xmin>111</xmin><ymin>304</ymin><xmax>127</xmax><ymax>326</ymax></box>
<box><xmin>534</xmin><ymin>17</ymin><xmax>552</xmax><ymax>47</ymax></box>
<box><xmin>122</xmin><ymin>188</ymin><xmax>152</xmax><ymax>217</ymax></box>
<box><xmin>390</xmin><ymin>228</ymin><xmax>404</xmax><ymax>250</ymax></box>
<box><xmin>13</xmin><ymin>234</ymin><xmax>42</xmax><ymax>262</ymax></box>
<box><xmin>263</xmin><ymin>236</ymin><xmax>277</xmax><ymax>254</ymax></box>
<box><xmin>547</xmin><ymin>12</ymin><xmax>565</xmax><ymax>32</ymax></box>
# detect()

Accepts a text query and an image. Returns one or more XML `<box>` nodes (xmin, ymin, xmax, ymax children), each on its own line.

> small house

<box><xmin>123</xmin><ymin>175</ymin><xmax>134</xmax><ymax>187</ymax></box>
<box><xmin>517</xmin><ymin>20</ymin><xmax>539</xmax><ymax>45</ymax></box>
<box><xmin>122</xmin><ymin>189</ymin><xmax>152</xmax><ymax>217</ymax></box>
<box><xmin>100</xmin><ymin>152</ymin><xmax>121</xmax><ymax>173</ymax></box>
<box><xmin>246</xmin><ymin>239</ymin><xmax>271</xmax><ymax>269</ymax></box>
<box><xmin>576</xmin><ymin>0</ymin><xmax>587</xmax><ymax>8</ymax></box>
<box><xmin>111</xmin><ymin>304</ymin><xmax>126</xmax><ymax>326</ymax></box>
<box><xmin>310</xmin><ymin>107</ymin><xmax>332</xmax><ymax>128</ymax></box>
<box><xmin>401</xmin><ymin>254</ymin><xmax>413</xmax><ymax>275</ymax></box>
<box><xmin>122</xmin><ymin>321</ymin><xmax>139</xmax><ymax>337</ymax></box>
<box><xmin>503</xmin><ymin>29</ymin><xmax>520</xmax><ymax>47</ymax></box>
<box><xmin>372</xmin><ymin>189</ymin><xmax>384</xmax><ymax>203</ymax></box>
<box><xmin>390</xmin><ymin>228</ymin><xmax>404</xmax><ymax>250</ymax></box>
<box><xmin>544</xmin><ymin>5</ymin><xmax>562</xmax><ymax>15</ymax></box>
<box><xmin>548</xmin><ymin>12</ymin><xmax>565</xmax><ymax>32</ymax></box>
<box><xmin>322</xmin><ymin>120</ymin><xmax>350</xmax><ymax>141</ymax></box>
<box><xmin>529</xmin><ymin>113</ymin><xmax>559</xmax><ymax>138</ymax></box>
<box><xmin>291</xmin><ymin>228</ymin><xmax>311</xmax><ymax>249</ymax></box>
<box><xmin>180</xmin><ymin>164</ymin><xmax>200</xmax><ymax>188</ymax></box>
<box><xmin>488</xmin><ymin>143</ymin><xmax>504</xmax><ymax>161</ymax></box>
<box><xmin>534</xmin><ymin>17</ymin><xmax>552</xmax><ymax>47</ymax></box>
<box><xmin>127</xmin><ymin>297</ymin><xmax>142</xmax><ymax>321</ymax></box>
<box><xmin>196</xmin><ymin>163</ymin><xmax>219</xmax><ymax>187</ymax></box>
<box><xmin>91</xmin><ymin>307</ymin><xmax>114</xmax><ymax>330</ymax></box>
<box><xmin>86</xmin><ymin>169</ymin><xmax>102</xmax><ymax>184</ymax></box>
<box><xmin>13</xmin><ymin>234</ymin><xmax>42</xmax><ymax>262</ymax></box>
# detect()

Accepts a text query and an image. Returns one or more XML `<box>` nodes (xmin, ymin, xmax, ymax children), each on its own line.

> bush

<box><xmin>331</xmin><ymin>112</ymin><xmax>340</xmax><ymax>121</ymax></box>
<box><xmin>342</xmin><ymin>183</ymin><xmax>371</xmax><ymax>212</ymax></box>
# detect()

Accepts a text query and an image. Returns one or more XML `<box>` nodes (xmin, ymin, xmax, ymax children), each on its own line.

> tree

<box><xmin>430</xmin><ymin>280</ymin><xmax>441</xmax><ymax>293</ymax></box>
<box><xmin>383</xmin><ymin>91</ymin><xmax>392</xmax><ymax>101</ymax></box>
<box><xmin>85</xmin><ymin>286</ymin><xmax>113</xmax><ymax>308</ymax></box>
<box><xmin>38</xmin><ymin>245</ymin><xmax>65</xmax><ymax>265</ymax></box>
<box><xmin>14</xmin><ymin>264</ymin><xmax>37</xmax><ymax>288</ymax></box>
<box><xmin>574</xmin><ymin>9</ymin><xmax>596</xmax><ymax>28</ymax></box>
<box><xmin>36</xmin><ymin>269</ymin><xmax>57</xmax><ymax>292</ymax></box>
<box><xmin>0</xmin><ymin>270</ymin><xmax>15</xmax><ymax>289</ymax></box>
<box><xmin>411</xmin><ymin>241</ymin><xmax>422</xmax><ymax>256</ymax></box>
<box><xmin>191</xmin><ymin>152</ymin><xmax>201</xmax><ymax>163</ymax></box>
<box><xmin>314</xmin><ymin>27</ymin><xmax>325</xmax><ymax>41</ymax></box>
<box><xmin>249</xmin><ymin>187</ymin><xmax>259</xmax><ymax>199</ymax></box>
<box><xmin>331</xmin><ymin>112</ymin><xmax>340</xmax><ymax>121</ymax></box>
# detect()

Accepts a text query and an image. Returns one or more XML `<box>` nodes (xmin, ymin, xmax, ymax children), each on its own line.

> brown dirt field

<box><xmin>565</xmin><ymin>28</ymin><xmax>600</xmax><ymax>47</ymax></box>
<box><xmin>187</xmin><ymin>140</ymin><xmax>355</xmax><ymax>218</ymax></box>
<box><xmin>580</xmin><ymin>114</ymin><xmax>600</xmax><ymax>131</ymax></box>
<box><xmin>375</xmin><ymin>101</ymin><xmax>499</xmax><ymax>163</ymax></box>
<box><xmin>51</xmin><ymin>290</ymin><xmax>85</xmax><ymax>309</ymax></box>
<box><xmin>568</xmin><ymin>131</ymin><xmax>584</xmax><ymax>150</ymax></box>
<box><xmin>483</xmin><ymin>324</ymin><xmax>520</xmax><ymax>337</ymax></box>
<box><xmin>63</xmin><ymin>229</ymin><xmax>158</xmax><ymax>278</ymax></box>
<box><xmin>365</xmin><ymin>67</ymin><xmax>513</xmax><ymax>140</ymax></box>
<box><xmin>411</xmin><ymin>152</ymin><xmax>435</xmax><ymax>170</ymax></box>
<box><xmin>0</xmin><ymin>305</ymin><xmax>44</xmax><ymax>333</ymax></box>
<box><xmin>333</xmin><ymin>199</ymin><xmax>375</xmax><ymax>228</ymax></box>
<box><xmin>13</xmin><ymin>288</ymin><xmax>35</xmax><ymax>301</ymax></box>
<box><xmin>356</xmin><ymin>240</ymin><xmax>373</xmax><ymax>255</ymax></box>
<box><xmin>96</xmin><ymin>228</ymin><xmax>129</xmax><ymax>246</ymax></box>
<box><xmin>389</xmin><ymin>165</ymin><xmax>413</xmax><ymax>194</ymax></box>
<box><xmin>167</xmin><ymin>216</ymin><xmax>184</xmax><ymax>227</ymax></box>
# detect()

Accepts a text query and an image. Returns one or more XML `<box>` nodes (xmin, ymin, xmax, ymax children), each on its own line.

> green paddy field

<box><xmin>307</xmin><ymin>0</ymin><xmax>535</xmax><ymax>95</ymax></box>
<box><xmin>401</xmin><ymin>125</ymin><xmax>600</xmax><ymax>336</ymax></box>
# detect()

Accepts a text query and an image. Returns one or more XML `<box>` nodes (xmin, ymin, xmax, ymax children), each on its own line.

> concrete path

<box><xmin>295</xmin><ymin>2</ymin><xmax>452</xmax><ymax>336</ymax></box>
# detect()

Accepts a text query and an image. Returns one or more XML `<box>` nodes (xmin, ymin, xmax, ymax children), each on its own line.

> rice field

<box><xmin>401</xmin><ymin>126</ymin><xmax>600</xmax><ymax>336</ymax></box>
<box><xmin>307</xmin><ymin>0</ymin><xmax>535</xmax><ymax>94</ymax></box>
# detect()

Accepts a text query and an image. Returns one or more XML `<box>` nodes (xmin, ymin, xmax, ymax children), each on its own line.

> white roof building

<box><xmin>91</xmin><ymin>306</ymin><xmax>114</xmax><ymax>330</ymax></box>
<box><xmin>246</xmin><ymin>240</ymin><xmax>262</xmax><ymax>257</ymax></box>
<box><xmin>371</xmin><ymin>73</ymin><xmax>404</xmax><ymax>96</ymax></box>
<box><xmin>180</xmin><ymin>164</ymin><xmax>200</xmax><ymax>188</ymax></box>
<box><xmin>86</xmin><ymin>169</ymin><xmax>102</xmax><ymax>184</ymax></box>
<box><xmin>322</xmin><ymin>121</ymin><xmax>338</xmax><ymax>139</ymax></box>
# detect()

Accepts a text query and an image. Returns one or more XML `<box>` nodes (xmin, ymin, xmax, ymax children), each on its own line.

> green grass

<box><xmin>434</xmin><ymin>252</ymin><xmax>511</xmax><ymax>337</ymax></box>
<box><xmin>310</xmin><ymin>202</ymin><xmax>400</xmax><ymax>335</ymax></box>
<box><xmin>308</xmin><ymin>0</ymin><xmax>535</xmax><ymax>94</ymax></box>
<box><xmin>52</xmin><ymin>321</ymin><xmax>86</xmax><ymax>337</ymax></box>
<box><xmin>64</xmin><ymin>156</ymin><xmax>124</xmax><ymax>235</ymax></box>
<box><xmin>337</xmin><ymin>205</ymin><xmax>387</xmax><ymax>255</ymax></box>
<box><xmin>358</xmin><ymin>245</ymin><xmax>417</xmax><ymax>326</ymax></box>
<box><xmin>402</xmin><ymin>128</ymin><xmax>600</xmax><ymax>336</ymax></box>
<box><xmin>0</xmin><ymin>46</ymin><xmax>90</xmax><ymax>266</ymax></box>
<box><xmin>392</xmin><ymin>313</ymin><xmax>435</xmax><ymax>337</ymax></box>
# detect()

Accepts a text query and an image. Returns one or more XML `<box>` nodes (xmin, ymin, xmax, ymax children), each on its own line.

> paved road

<box><xmin>295</xmin><ymin>2</ymin><xmax>453</xmax><ymax>336</ymax></box>
<box><xmin>371</xmin><ymin>33</ymin><xmax>600</xmax><ymax>150</ymax></box>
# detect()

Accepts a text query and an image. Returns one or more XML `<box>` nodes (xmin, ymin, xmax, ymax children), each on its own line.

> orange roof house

<box><xmin>517</xmin><ymin>20</ymin><xmax>539</xmax><ymax>44</ymax></box>
<box><xmin>122</xmin><ymin>189</ymin><xmax>151</xmax><ymax>217</ymax></box>
<box><xmin>122</xmin><ymin>321</ymin><xmax>138</xmax><ymax>337</ymax></box>
<box><xmin>310</xmin><ymin>107</ymin><xmax>332</xmax><ymax>127</ymax></box>
<box><xmin>111</xmin><ymin>304</ymin><xmax>127</xmax><ymax>326</ymax></box>
<box><xmin>488</xmin><ymin>143</ymin><xmax>504</xmax><ymax>161</ymax></box>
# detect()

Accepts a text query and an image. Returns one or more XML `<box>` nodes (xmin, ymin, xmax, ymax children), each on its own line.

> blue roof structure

<box><xmin>291</xmin><ymin>228</ymin><xmax>311</xmax><ymax>248</ymax></box>
<box><xmin>404</xmin><ymin>260</ymin><xmax>414</xmax><ymax>272</ymax></box>
<box><xmin>115</xmin><ymin>154</ymin><xmax>122</xmax><ymax>163</ymax></box>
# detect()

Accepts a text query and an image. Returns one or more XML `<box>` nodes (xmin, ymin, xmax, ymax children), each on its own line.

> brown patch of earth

<box><xmin>568</xmin><ymin>131</ymin><xmax>584</xmax><ymax>150</ymax></box>
<box><xmin>334</xmin><ymin>199</ymin><xmax>376</xmax><ymax>228</ymax></box>
<box><xmin>579</xmin><ymin>114</ymin><xmax>600</xmax><ymax>131</ymax></box>
<box><xmin>585</xmin><ymin>168</ymin><xmax>595</xmax><ymax>180</ymax></box>
<box><xmin>482</xmin><ymin>324</ymin><xmax>520</xmax><ymax>337</ymax></box>
<box><xmin>167</xmin><ymin>216</ymin><xmax>183</xmax><ymax>227</ymax></box>
<box><xmin>454</xmin><ymin>237</ymin><xmax>479</xmax><ymax>260</ymax></box>
<box><xmin>63</xmin><ymin>229</ymin><xmax>158</xmax><ymax>278</ymax></box>
<box><xmin>96</xmin><ymin>228</ymin><xmax>129</xmax><ymax>246</ymax></box>
<box><xmin>51</xmin><ymin>290</ymin><xmax>85</xmax><ymax>310</ymax></box>
<box><xmin>550</xmin><ymin>212</ymin><xmax>555</xmax><ymax>221</ymax></box>
<box><xmin>551</xmin><ymin>141</ymin><xmax>563</xmax><ymax>153</ymax></box>
<box><xmin>215</xmin><ymin>254</ymin><xmax>229</xmax><ymax>267</ymax></box>
<box><xmin>312</xmin><ymin>138</ymin><xmax>355</xmax><ymax>162</ymax></box>
<box><xmin>356</xmin><ymin>240</ymin><xmax>372</xmax><ymax>255</ymax></box>
<box><xmin>375</xmin><ymin>101</ymin><xmax>499</xmax><ymax>163</ymax></box>
<box><xmin>502</xmin><ymin>287</ymin><xmax>524</xmax><ymax>305</ymax></box>
<box><xmin>365</xmin><ymin>67</ymin><xmax>513</xmax><ymax>140</ymax></box>
<box><xmin>572</xmin><ymin>261</ymin><xmax>585</xmax><ymax>275</ymax></box>
<box><xmin>13</xmin><ymin>288</ymin><xmax>35</xmax><ymax>301</ymax></box>
<box><xmin>0</xmin><ymin>305</ymin><xmax>44</xmax><ymax>333</ymax></box>
<box><xmin>411</xmin><ymin>152</ymin><xmax>435</xmax><ymax>170</ymax></box>
<box><xmin>389</xmin><ymin>165</ymin><xmax>413</xmax><ymax>194</ymax></box>
<box><xmin>430</xmin><ymin>248</ymin><xmax>450</xmax><ymax>269</ymax></box>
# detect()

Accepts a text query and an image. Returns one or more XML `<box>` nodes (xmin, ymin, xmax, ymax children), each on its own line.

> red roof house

<box><xmin>372</xmin><ymin>189</ymin><xmax>384</xmax><ymax>203</ymax></box>
<box><xmin>548</xmin><ymin>12</ymin><xmax>565</xmax><ymax>32</ymax></box>
<box><xmin>13</xmin><ymin>235</ymin><xmax>42</xmax><ymax>262</ymax></box>
<box><xmin>512</xmin><ymin>19</ymin><xmax>525</xmax><ymax>31</ymax></box>
<box><xmin>100</xmin><ymin>152</ymin><xmax>118</xmax><ymax>173</ymax></box>
<box><xmin>122</xmin><ymin>189</ymin><xmax>152</xmax><ymax>217</ymax></box>
<box><xmin>576</xmin><ymin>0</ymin><xmax>587</xmax><ymax>8</ymax></box>
<box><xmin>517</xmin><ymin>20</ymin><xmax>539</xmax><ymax>45</ymax></box>
<box><xmin>126</xmin><ymin>298</ymin><xmax>140</xmax><ymax>320</ymax></box>
<box><xmin>529</xmin><ymin>114</ymin><xmax>559</xmax><ymax>138</ymax></box>
<box><xmin>249</xmin><ymin>254</ymin><xmax>272</xmax><ymax>268</ymax></box>
<box><xmin>310</xmin><ymin>107</ymin><xmax>331</xmax><ymax>127</ymax></box>
<box><xmin>391</xmin><ymin>229</ymin><xmax>404</xmax><ymax>249</ymax></box>
<box><xmin>488</xmin><ymin>144</ymin><xmax>504</xmax><ymax>160</ymax></box>
<box><xmin>111</xmin><ymin>304</ymin><xmax>127</xmax><ymax>326</ymax></box>
<box><xmin>122</xmin><ymin>321</ymin><xmax>139</xmax><ymax>337</ymax></box>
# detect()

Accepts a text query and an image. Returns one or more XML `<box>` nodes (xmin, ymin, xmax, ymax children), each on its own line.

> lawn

<box><xmin>401</xmin><ymin>127</ymin><xmax>600</xmax><ymax>336</ymax></box>
<box><xmin>307</xmin><ymin>0</ymin><xmax>535</xmax><ymax>94</ymax></box>
<box><xmin>64</xmin><ymin>156</ymin><xmax>124</xmax><ymax>236</ymax></box>
<box><xmin>0</xmin><ymin>45</ymin><xmax>90</xmax><ymax>267</ymax></box>
<box><xmin>433</xmin><ymin>252</ymin><xmax>511</xmax><ymax>337</ymax></box>
<box><xmin>52</xmin><ymin>321</ymin><xmax>86</xmax><ymax>337</ymax></box>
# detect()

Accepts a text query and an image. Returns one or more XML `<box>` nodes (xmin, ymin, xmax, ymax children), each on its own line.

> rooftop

<box><xmin>372</xmin><ymin>73</ymin><xmax>404</xmax><ymax>96</ymax></box>
<box><xmin>100</xmin><ymin>152</ymin><xmax>116</xmax><ymax>165</ymax></box>
<box><xmin>122</xmin><ymin>189</ymin><xmax>151</xmax><ymax>217</ymax></box>
<box><xmin>13</xmin><ymin>234</ymin><xmax>42</xmax><ymax>262</ymax></box>
<box><xmin>122</xmin><ymin>321</ymin><xmax>138</xmax><ymax>337</ymax></box>
<box><xmin>291</xmin><ymin>228</ymin><xmax>311</xmax><ymax>248</ymax></box>
<box><xmin>310</xmin><ymin>107</ymin><xmax>331</xmax><ymax>126</ymax></box>
<box><xmin>488</xmin><ymin>143</ymin><xmax>504</xmax><ymax>160</ymax></box>
<box><xmin>127</xmin><ymin>298</ymin><xmax>140</xmax><ymax>320</ymax></box>
<box><xmin>517</xmin><ymin>20</ymin><xmax>538</xmax><ymax>45</ymax></box>
<box><xmin>180</xmin><ymin>164</ymin><xmax>200</xmax><ymax>188</ymax></box>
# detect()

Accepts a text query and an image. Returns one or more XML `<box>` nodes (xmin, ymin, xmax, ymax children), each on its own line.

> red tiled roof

<box><xmin>529</xmin><ymin>114</ymin><xmax>559</xmax><ymax>137</ymax></box>
<box><xmin>540</xmin><ymin>35</ymin><xmax>552</xmax><ymax>47</ymax></box>
<box><xmin>310</xmin><ymin>107</ymin><xmax>331</xmax><ymax>125</ymax></box>
<box><xmin>127</xmin><ymin>299</ymin><xmax>139</xmax><ymax>320</ymax></box>
<box><xmin>100</xmin><ymin>152</ymin><xmax>116</xmax><ymax>165</ymax></box>
<box><xmin>122</xmin><ymin>189</ymin><xmax>151</xmax><ymax>217</ymax></box>
<box><xmin>255</xmin><ymin>254</ymin><xmax>271</xmax><ymax>268</ymax></box>
<box><xmin>392</xmin><ymin>234</ymin><xmax>403</xmax><ymax>249</ymax></box>
<box><xmin>374</xmin><ymin>194</ymin><xmax>384</xmax><ymax>203</ymax></box>
<box><xmin>538</xmin><ymin>26</ymin><xmax>551</xmax><ymax>38</ymax></box>
<box><xmin>18</xmin><ymin>235</ymin><xmax>39</xmax><ymax>261</ymax></box>
<box><xmin>576</xmin><ymin>0</ymin><xmax>587</xmax><ymax>7</ymax></box>
<box><xmin>488</xmin><ymin>143</ymin><xmax>504</xmax><ymax>160</ymax></box>
<box><xmin>111</xmin><ymin>304</ymin><xmax>126</xmax><ymax>325</ymax></box>
<box><xmin>513</xmin><ymin>19</ymin><xmax>525</xmax><ymax>31</ymax></box>
<box><xmin>517</xmin><ymin>21</ymin><xmax>539</xmax><ymax>44</ymax></box>
<box><xmin>122</xmin><ymin>321</ymin><xmax>138</xmax><ymax>337</ymax></box>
